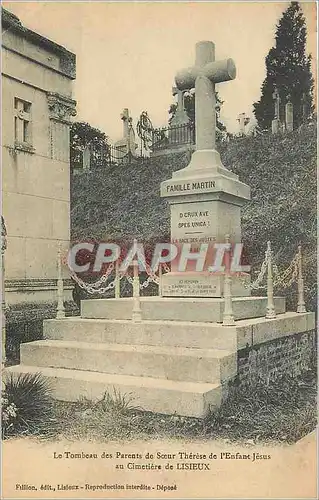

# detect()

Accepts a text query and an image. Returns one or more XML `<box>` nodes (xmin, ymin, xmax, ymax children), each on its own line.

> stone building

<box><xmin>1</xmin><ymin>9</ymin><xmax>77</xmax><ymax>358</ymax></box>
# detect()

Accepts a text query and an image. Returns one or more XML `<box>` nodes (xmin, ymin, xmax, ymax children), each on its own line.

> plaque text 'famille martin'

<box><xmin>166</xmin><ymin>180</ymin><xmax>216</xmax><ymax>193</ymax></box>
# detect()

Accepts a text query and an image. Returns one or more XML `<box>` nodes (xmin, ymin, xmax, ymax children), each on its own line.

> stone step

<box><xmin>20</xmin><ymin>340</ymin><xmax>236</xmax><ymax>384</ymax></box>
<box><xmin>43</xmin><ymin>318</ymin><xmax>238</xmax><ymax>351</ymax></box>
<box><xmin>43</xmin><ymin>311</ymin><xmax>314</xmax><ymax>356</ymax></box>
<box><xmin>5</xmin><ymin>365</ymin><xmax>222</xmax><ymax>418</ymax></box>
<box><xmin>81</xmin><ymin>296</ymin><xmax>286</xmax><ymax>322</ymax></box>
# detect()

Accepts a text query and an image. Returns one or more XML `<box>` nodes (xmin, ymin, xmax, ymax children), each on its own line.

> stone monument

<box><xmin>114</xmin><ymin>108</ymin><xmax>137</xmax><ymax>159</ymax></box>
<box><xmin>168</xmin><ymin>86</ymin><xmax>192</xmax><ymax>147</ymax></box>
<box><xmin>170</xmin><ymin>86</ymin><xmax>190</xmax><ymax>127</ymax></box>
<box><xmin>272</xmin><ymin>87</ymin><xmax>281</xmax><ymax>134</ymax></box>
<box><xmin>82</xmin><ymin>144</ymin><xmax>91</xmax><ymax>170</ymax></box>
<box><xmin>285</xmin><ymin>96</ymin><xmax>293</xmax><ymax>133</ymax></box>
<box><xmin>160</xmin><ymin>41</ymin><xmax>251</xmax><ymax>297</ymax></box>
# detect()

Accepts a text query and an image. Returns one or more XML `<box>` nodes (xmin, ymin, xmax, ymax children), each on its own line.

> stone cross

<box><xmin>272</xmin><ymin>87</ymin><xmax>280</xmax><ymax>120</ymax></box>
<box><xmin>121</xmin><ymin>108</ymin><xmax>130</xmax><ymax>140</ymax></box>
<box><xmin>171</xmin><ymin>86</ymin><xmax>189</xmax><ymax>125</ymax></box>
<box><xmin>172</xmin><ymin>86</ymin><xmax>184</xmax><ymax>111</ymax></box>
<box><xmin>115</xmin><ymin>108</ymin><xmax>137</xmax><ymax>156</ymax></box>
<box><xmin>175</xmin><ymin>41</ymin><xmax>236</xmax><ymax>151</ymax></box>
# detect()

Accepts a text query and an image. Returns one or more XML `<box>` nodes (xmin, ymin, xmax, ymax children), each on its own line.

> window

<box><xmin>14</xmin><ymin>98</ymin><xmax>32</xmax><ymax>146</ymax></box>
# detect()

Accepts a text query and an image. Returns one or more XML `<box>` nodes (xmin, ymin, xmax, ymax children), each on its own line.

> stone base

<box><xmin>80</xmin><ymin>296</ymin><xmax>285</xmax><ymax>322</ymax></box>
<box><xmin>161</xmin><ymin>271</ymin><xmax>250</xmax><ymax>297</ymax></box>
<box><xmin>4</xmin><ymin>294</ymin><xmax>316</xmax><ymax>418</ymax></box>
<box><xmin>5</xmin><ymin>364</ymin><xmax>222</xmax><ymax>418</ymax></box>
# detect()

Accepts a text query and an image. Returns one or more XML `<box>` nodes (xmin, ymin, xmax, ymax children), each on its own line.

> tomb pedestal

<box><xmin>160</xmin><ymin>150</ymin><xmax>251</xmax><ymax>297</ymax></box>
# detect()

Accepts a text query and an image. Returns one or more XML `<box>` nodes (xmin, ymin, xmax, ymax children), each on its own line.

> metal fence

<box><xmin>152</xmin><ymin>123</ymin><xmax>195</xmax><ymax>151</ymax></box>
<box><xmin>73</xmin><ymin>122</ymin><xmax>196</xmax><ymax>173</ymax></box>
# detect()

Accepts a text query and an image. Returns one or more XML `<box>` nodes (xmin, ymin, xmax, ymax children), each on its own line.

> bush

<box><xmin>2</xmin><ymin>372</ymin><xmax>54</xmax><ymax>439</ymax></box>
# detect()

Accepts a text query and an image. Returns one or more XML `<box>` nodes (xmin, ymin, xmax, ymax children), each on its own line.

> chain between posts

<box><xmin>243</xmin><ymin>246</ymin><xmax>300</xmax><ymax>292</ymax></box>
<box><xmin>68</xmin><ymin>260</ymin><xmax>168</xmax><ymax>296</ymax></box>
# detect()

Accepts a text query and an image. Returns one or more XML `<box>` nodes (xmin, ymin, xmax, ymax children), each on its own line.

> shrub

<box><xmin>2</xmin><ymin>372</ymin><xmax>54</xmax><ymax>439</ymax></box>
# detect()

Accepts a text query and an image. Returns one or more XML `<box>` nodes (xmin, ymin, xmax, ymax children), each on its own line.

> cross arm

<box><xmin>175</xmin><ymin>58</ymin><xmax>236</xmax><ymax>91</ymax></box>
<box><xmin>204</xmin><ymin>58</ymin><xmax>236</xmax><ymax>84</ymax></box>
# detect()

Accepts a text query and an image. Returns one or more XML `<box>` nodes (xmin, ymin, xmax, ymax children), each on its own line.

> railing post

<box><xmin>297</xmin><ymin>245</ymin><xmax>306</xmax><ymax>313</ymax></box>
<box><xmin>223</xmin><ymin>234</ymin><xmax>235</xmax><ymax>326</ymax></box>
<box><xmin>115</xmin><ymin>259</ymin><xmax>120</xmax><ymax>299</ymax></box>
<box><xmin>56</xmin><ymin>243</ymin><xmax>66</xmax><ymax>319</ymax></box>
<box><xmin>132</xmin><ymin>259</ymin><xmax>142</xmax><ymax>322</ymax></box>
<box><xmin>158</xmin><ymin>263</ymin><xmax>163</xmax><ymax>297</ymax></box>
<box><xmin>265</xmin><ymin>241</ymin><xmax>276</xmax><ymax>319</ymax></box>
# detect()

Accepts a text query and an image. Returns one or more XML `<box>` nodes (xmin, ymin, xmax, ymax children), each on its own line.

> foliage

<box><xmin>2</xmin><ymin>372</ymin><xmax>54</xmax><ymax>439</ymax></box>
<box><xmin>219</xmin><ymin>122</ymin><xmax>316</xmax><ymax>311</ymax></box>
<box><xmin>95</xmin><ymin>388</ymin><xmax>141</xmax><ymax>415</ymax></box>
<box><xmin>253</xmin><ymin>2</ymin><xmax>314</xmax><ymax>130</ymax></box>
<box><xmin>70</xmin><ymin>121</ymin><xmax>110</xmax><ymax>171</ymax></box>
<box><xmin>1</xmin><ymin>385</ymin><xmax>18</xmax><ymax>437</ymax></box>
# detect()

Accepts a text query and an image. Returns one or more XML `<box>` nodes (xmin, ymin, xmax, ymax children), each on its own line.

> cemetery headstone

<box><xmin>161</xmin><ymin>41</ymin><xmax>251</xmax><ymax>297</ymax></box>
<box><xmin>168</xmin><ymin>86</ymin><xmax>191</xmax><ymax>147</ymax></box>
<box><xmin>82</xmin><ymin>144</ymin><xmax>91</xmax><ymax>170</ymax></box>
<box><xmin>170</xmin><ymin>86</ymin><xmax>190</xmax><ymax>126</ymax></box>
<box><xmin>114</xmin><ymin>108</ymin><xmax>137</xmax><ymax>158</ymax></box>
<box><xmin>272</xmin><ymin>87</ymin><xmax>280</xmax><ymax>134</ymax></box>
<box><xmin>285</xmin><ymin>96</ymin><xmax>293</xmax><ymax>132</ymax></box>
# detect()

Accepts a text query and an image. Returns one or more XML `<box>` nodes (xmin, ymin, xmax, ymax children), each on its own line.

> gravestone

<box><xmin>272</xmin><ymin>87</ymin><xmax>280</xmax><ymax>134</ymax></box>
<box><xmin>170</xmin><ymin>86</ymin><xmax>190</xmax><ymax>127</ymax></box>
<box><xmin>285</xmin><ymin>97</ymin><xmax>293</xmax><ymax>132</ymax></box>
<box><xmin>82</xmin><ymin>144</ymin><xmax>91</xmax><ymax>170</ymax></box>
<box><xmin>114</xmin><ymin>108</ymin><xmax>137</xmax><ymax>158</ymax></box>
<box><xmin>168</xmin><ymin>86</ymin><xmax>191</xmax><ymax>147</ymax></box>
<box><xmin>161</xmin><ymin>41</ymin><xmax>251</xmax><ymax>297</ymax></box>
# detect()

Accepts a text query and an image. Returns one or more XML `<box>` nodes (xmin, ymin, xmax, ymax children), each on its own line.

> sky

<box><xmin>3</xmin><ymin>1</ymin><xmax>317</xmax><ymax>142</ymax></box>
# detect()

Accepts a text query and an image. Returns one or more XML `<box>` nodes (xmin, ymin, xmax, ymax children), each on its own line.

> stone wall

<box><xmin>2</xmin><ymin>9</ymin><xmax>76</xmax><ymax>310</ymax></box>
<box><xmin>236</xmin><ymin>329</ymin><xmax>316</xmax><ymax>387</ymax></box>
<box><xmin>5</xmin><ymin>298</ymin><xmax>79</xmax><ymax>364</ymax></box>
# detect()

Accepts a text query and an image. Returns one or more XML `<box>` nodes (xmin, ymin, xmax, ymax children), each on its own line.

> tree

<box><xmin>168</xmin><ymin>90</ymin><xmax>227</xmax><ymax>133</ymax></box>
<box><xmin>253</xmin><ymin>2</ymin><xmax>314</xmax><ymax>130</ymax></box>
<box><xmin>70</xmin><ymin>122</ymin><xmax>109</xmax><ymax>171</ymax></box>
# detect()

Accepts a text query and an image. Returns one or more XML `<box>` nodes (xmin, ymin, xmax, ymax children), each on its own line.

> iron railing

<box><xmin>152</xmin><ymin>123</ymin><xmax>195</xmax><ymax>151</ymax></box>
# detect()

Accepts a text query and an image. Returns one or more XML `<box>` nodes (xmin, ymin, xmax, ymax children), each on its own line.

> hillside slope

<box><xmin>71</xmin><ymin>122</ymin><xmax>316</xmax><ymax>309</ymax></box>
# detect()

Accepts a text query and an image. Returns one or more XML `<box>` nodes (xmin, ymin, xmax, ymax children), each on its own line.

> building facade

<box><xmin>1</xmin><ymin>9</ymin><xmax>77</xmax><ymax>357</ymax></box>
